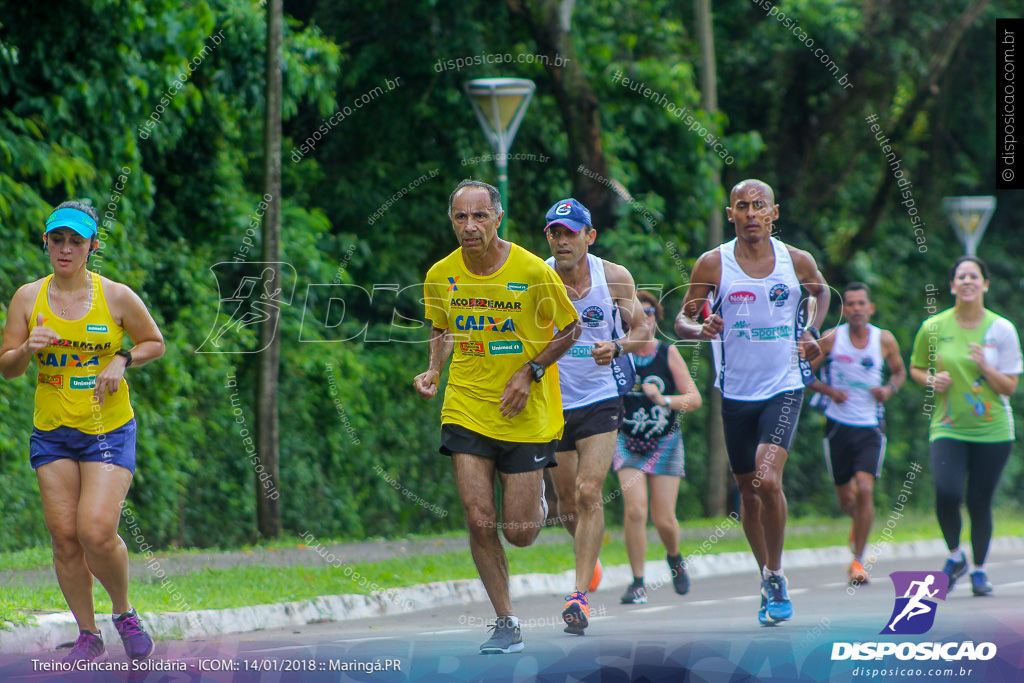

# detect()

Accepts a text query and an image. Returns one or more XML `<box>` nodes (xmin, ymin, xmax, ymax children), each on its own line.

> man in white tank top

<box><xmin>674</xmin><ymin>179</ymin><xmax>830</xmax><ymax>626</ymax></box>
<box><xmin>808</xmin><ymin>283</ymin><xmax>905</xmax><ymax>586</ymax></box>
<box><xmin>543</xmin><ymin>198</ymin><xmax>652</xmax><ymax>636</ymax></box>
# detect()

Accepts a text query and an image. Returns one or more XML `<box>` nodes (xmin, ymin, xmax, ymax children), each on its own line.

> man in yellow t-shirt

<box><xmin>414</xmin><ymin>180</ymin><xmax>579</xmax><ymax>654</ymax></box>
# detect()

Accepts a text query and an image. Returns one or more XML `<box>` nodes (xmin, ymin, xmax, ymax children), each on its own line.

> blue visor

<box><xmin>45</xmin><ymin>207</ymin><xmax>98</xmax><ymax>239</ymax></box>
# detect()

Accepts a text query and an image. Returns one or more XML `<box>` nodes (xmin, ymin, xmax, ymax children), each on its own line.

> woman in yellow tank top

<box><xmin>0</xmin><ymin>201</ymin><xmax>165</xmax><ymax>663</ymax></box>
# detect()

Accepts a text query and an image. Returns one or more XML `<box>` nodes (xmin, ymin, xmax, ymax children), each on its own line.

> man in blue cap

<box><xmin>543</xmin><ymin>198</ymin><xmax>653</xmax><ymax>635</ymax></box>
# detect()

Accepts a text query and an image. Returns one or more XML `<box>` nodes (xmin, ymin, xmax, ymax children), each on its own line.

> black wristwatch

<box><xmin>526</xmin><ymin>360</ymin><xmax>545</xmax><ymax>382</ymax></box>
<box><xmin>804</xmin><ymin>327</ymin><xmax>820</xmax><ymax>340</ymax></box>
<box><xmin>114</xmin><ymin>349</ymin><xmax>133</xmax><ymax>367</ymax></box>
<box><xmin>612</xmin><ymin>340</ymin><xmax>623</xmax><ymax>358</ymax></box>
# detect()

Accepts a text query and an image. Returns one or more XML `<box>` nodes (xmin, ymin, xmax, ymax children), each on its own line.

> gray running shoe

<box><xmin>620</xmin><ymin>584</ymin><xmax>647</xmax><ymax>604</ymax></box>
<box><xmin>479</xmin><ymin>617</ymin><xmax>524</xmax><ymax>654</ymax></box>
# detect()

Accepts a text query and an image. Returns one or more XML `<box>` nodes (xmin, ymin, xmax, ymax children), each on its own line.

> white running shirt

<box><xmin>711</xmin><ymin>237</ymin><xmax>804</xmax><ymax>401</ymax></box>
<box><xmin>547</xmin><ymin>254</ymin><xmax>623</xmax><ymax>409</ymax></box>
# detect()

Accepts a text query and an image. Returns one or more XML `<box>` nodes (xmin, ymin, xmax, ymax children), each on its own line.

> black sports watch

<box><xmin>527</xmin><ymin>360</ymin><xmax>545</xmax><ymax>382</ymax></box>
<box><xmin>114</xmin><ymin>349</ymin><xmax>133</xmax><ymax>367</ymax></box>
<box><xmin>612</xmin><ymin>340</ymin><xmax>623</xmax><ymax>358</ymax></box>
<box><xmin>804</xmin><ymin>327</ymin><xmax>820</xmax><ymax>340</ymax></box>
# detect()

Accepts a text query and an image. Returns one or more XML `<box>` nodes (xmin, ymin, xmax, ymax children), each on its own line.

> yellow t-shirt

<box><xmin>29</xmin><ymin>272</ymin><xmax>134</xmax><ymax>433</ymax></box>
<box><xmin>424</xmin><ymin>243</ymin><xmax>578</xmax><ymax>442</ymax></box>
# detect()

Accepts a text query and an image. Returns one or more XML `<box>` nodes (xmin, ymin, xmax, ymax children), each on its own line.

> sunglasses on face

<box><xmin>643</xmin><ymin>307</ymin><xmax>657</xmax><ymax>315</ymax></box>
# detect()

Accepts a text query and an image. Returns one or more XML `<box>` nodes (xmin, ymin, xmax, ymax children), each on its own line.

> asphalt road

<box><xmin>5</xmin><ymin>548</ymin><xmax>1023</xmax><ymax>682</ymax></box>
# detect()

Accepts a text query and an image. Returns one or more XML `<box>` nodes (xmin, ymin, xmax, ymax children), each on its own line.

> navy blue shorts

<box><xmin>30</xmin><ymin>419</ymin><xmax>138</xmax><ymax>474</ymax></box>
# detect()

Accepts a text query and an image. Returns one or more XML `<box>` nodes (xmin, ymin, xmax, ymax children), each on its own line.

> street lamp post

<box><xmin>942</xmin><ymin>196</ymin><xmax>997</xmax><ymax>256</ymax></box>
<box><xmin>464</xmin><ymin>78</ymin><xmax>535</xmax><ymax>237</ymax></box>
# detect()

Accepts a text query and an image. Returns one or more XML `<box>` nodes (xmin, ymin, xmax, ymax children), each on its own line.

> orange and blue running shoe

<box><xmin>562</xmin><ymin>591</ymin><xmax>589</xmax><ymax>635</ymax></box>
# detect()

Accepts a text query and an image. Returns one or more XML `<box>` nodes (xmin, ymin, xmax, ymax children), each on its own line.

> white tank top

<box><xmin>546</xmin><ymin>253</ymin><xmax>623</xmax><ymax>409</ymax></box>
<box><xmin>712</xmin><ymin>237</ymin><xmax>804</xmax><ymax>400</ymax></box>
<box><xmin>824</xmin><ymin>324</ymin><xmax>884</xmax><ymax>426</ymax></box>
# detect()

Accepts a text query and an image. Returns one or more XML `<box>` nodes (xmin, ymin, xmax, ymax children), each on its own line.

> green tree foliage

<box><xmin>0</xmin><ymin>0</ymin><xmax>1018</xmax><ymax>552</ymax></box>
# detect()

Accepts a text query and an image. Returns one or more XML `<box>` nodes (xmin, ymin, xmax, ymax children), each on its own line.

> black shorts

<box><xmin>823</xmin><ymin>419</ymin><xmax>885</xmax><ymax>486</ymax></box>
<box><xmin>554</xmin><ymin>396</ymin><xmax>624</xmax><ymax>452</ymax></box>
<box><xmin>440</xmin><ymin>424</ymin><xmax>557</xmax><ymax>474</ymax></box>
<box><xmin>721</xmin><ymin>389</ymin><xmax>803</xmax><ymax>475</ymax></box>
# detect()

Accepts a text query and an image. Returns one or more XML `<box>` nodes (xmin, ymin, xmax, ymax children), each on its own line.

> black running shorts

<box><xmin>440</xmin><ymin>424</ymin><xmax>558</xmax><ymax>474</ymax></box>
<box><xmin>823</xmin><ymin>418</ymin><xmax>885</xmax><ymax>486</ymax></box>
<box><xmin>721</xmin><ymin>389</ymin><xmax>803</xmax><ymax>475</ymax></box>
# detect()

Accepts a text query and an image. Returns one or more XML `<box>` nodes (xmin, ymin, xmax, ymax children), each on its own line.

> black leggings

<box><xmin>930</xmin><ymin>438</ymin><xmax>1012</xmax><ymax>566</ymax></box>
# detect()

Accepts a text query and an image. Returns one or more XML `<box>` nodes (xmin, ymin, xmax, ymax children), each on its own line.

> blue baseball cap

<box><xmin>45</xmin><ymin>207</ymin><xmax>98</xmax><ymax>239</ymax></box>
<box><xmin>544</xmin><ymin>198</ymin><xmax>592</xmax><ymax>232</ymax></box>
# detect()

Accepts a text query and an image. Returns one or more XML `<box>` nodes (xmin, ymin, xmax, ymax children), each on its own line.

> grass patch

<box><xmin>0</xmin><ymin>547</ymin><xmax>52</xmax><ymax>572</ymax></box>
<box><xmin>2</xmin><ymin>510</ymin><xmax>1022</xmax><ymax>628</ymax></box>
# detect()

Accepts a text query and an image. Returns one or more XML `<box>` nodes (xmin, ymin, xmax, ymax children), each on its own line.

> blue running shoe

<box><xmin>764</xmin><ymin>574</ymin><xmax>793</xmax><ymax>622</ymax></box>
<box><xmin>970</xmin><ymin>570</ymin><xmax>993</xmax><ymax>596</ymax></box>
<box><xmin>757</xmin><ymin>589</ymin><xmax>776</xmax><ymax>626</ymax></box>
<box><xmin>942</xmin><ymin>556</ymin><xmax>968</xmax><ymax>591</ymax></box>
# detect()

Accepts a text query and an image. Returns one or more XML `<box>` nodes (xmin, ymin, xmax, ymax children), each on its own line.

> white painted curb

<box><xmin>3</xmin><ymin>536</ymin><xmax>1021</xmax><ymax>655</ymax></box>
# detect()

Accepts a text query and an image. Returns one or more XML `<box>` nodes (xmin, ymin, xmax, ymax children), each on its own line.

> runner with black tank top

<box><xmin>675</xmin><ymin>179</ymin><xmax>829</xmax><ymax>626</ymax></box>
<box><xmin>808</xmin><ymin>283</ymin><xmax>906</xmax><ymax>586</ymax></box>
<box><xmin>615</xmin><ymin>290</ymin><xmax>701</xmax><ymax>605</ymax></box>
<box><xmin>542</xmin><ymin>198</ymin><xmax>651</xmax><ymax>636</ymax></box>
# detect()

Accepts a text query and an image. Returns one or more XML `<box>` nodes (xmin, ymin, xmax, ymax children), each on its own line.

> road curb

<box><xmin>3</xmin><ymin>535</ymin><xmax>1022</xmax><ymax>656</ymax></box>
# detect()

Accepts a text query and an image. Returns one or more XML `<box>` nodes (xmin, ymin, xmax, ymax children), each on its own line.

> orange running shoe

<box><xmin>562</xmin><ymin>591</ymin><xmax>589</xmax><ymax>635</ymax></box>
<box><xmin>848</xmin><ymin>558</ymin><xmax>869</xmax><ymax>585</ymax></box>
<box><xmin>588</xmin><ymin>559</ymin><xmax>602</xmax><ymax>592</ymax></box>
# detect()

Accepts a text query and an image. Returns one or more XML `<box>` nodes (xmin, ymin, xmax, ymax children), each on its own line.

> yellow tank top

<box><xmin>29</xmin><ymin>272</ymin><xmax>134</xmax><ymax>433</ymax></box>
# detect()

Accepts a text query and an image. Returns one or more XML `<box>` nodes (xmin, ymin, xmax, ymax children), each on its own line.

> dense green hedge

<box><xmin>1</xmin><ymin>0</ymin><xmax>1020</xmax><ymax>553</ymax></box>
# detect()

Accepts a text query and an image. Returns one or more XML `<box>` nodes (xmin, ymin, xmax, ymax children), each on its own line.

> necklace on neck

<box><xmin>51</xmin><ymin>278</ymin><xmax>92</xmax><ymax>317</ymax></box>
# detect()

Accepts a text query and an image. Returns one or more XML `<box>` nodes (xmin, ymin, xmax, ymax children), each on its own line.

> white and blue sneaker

<box><xmin>757</xmin><ymin>590</ymin><xmax>776</xmax><ymax>626</ymax></box>
<box><xmin>763</xmin><ymin>573</ymin><xmax>793</xmax><ymax>623</ymax></box>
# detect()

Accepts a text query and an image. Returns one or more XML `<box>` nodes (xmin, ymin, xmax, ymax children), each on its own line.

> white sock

<box><xmin>762</xmin><ymin>566</ymin><xmax>784</xmax><ymax>580</ymax></box>
<box><xmin>503</xmin><ymin>615</ymin><xmax>519</xmax><ymax>628</ymax></box>
<box><xmin>972</xmin><ymin>564</ymin><xmax>984</xmax><ymax>574</ymax></box>
<box><xmin>949</xmin><ymin>548</ymin><xmax>966</xmax><ymax>562</ymax></box>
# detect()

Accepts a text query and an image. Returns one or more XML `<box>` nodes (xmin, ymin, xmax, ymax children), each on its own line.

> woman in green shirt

<box><xmin>910</xmin><ymin>256</ymin><xmax>1021</xmax><ymax>596</ymax></box>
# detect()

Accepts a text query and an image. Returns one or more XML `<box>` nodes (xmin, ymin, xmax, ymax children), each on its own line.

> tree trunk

<box><xmin>257</xmin><ymin>0</ymin><xmax>283</xmax><ymax>539</ymax></box>
<box><xmin>508</xmin><ymin>0</ymin><xmax>616</xmax><ymax>228</ymax></box>
<box><xmin>696</xmin><ymin>0</ymin><xmax>729</xmax><ymax>517</ymax></box>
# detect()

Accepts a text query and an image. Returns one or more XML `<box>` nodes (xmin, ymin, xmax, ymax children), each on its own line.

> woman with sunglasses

<box><xmin>0</xmin><ymin>201</ymin><xmax>165</xmax><ymax>662</ymax></box>
<box><xmin>614</xmin><ymin>290</ymin><xmax>702</xmax><ymax>604</ymax></box>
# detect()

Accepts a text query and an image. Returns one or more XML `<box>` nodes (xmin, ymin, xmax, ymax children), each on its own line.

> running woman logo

<box><xmin>198</xmin><ymin>262</ymin><xmax>297</xmax><ymax>354</ymax></box>
<box><xmin>881</xmin><ymin>571</ymin><xmax>949</xmax><ymax>635</ymax></box>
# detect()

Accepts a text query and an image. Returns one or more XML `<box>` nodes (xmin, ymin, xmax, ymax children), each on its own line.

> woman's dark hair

<box><xmin>950</xmin><ymin>255</ymin><xmax>989</xmax><ymax>282</ymax></box>
<box><xmin>53</xmin><ymin>200</ymin><xmax>99</xmax><ymax>224</ymax></box>
<box><xmin>636</xmin><ymin>290</ymin><xmax>663</xmax><ymax>321</ymax></box>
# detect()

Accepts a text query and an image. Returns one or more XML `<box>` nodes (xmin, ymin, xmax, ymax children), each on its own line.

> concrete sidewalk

<box><xmin>4</xmin><ymin>534</ymin><xmax>1021</xmax><ymax>656</ymax></box>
